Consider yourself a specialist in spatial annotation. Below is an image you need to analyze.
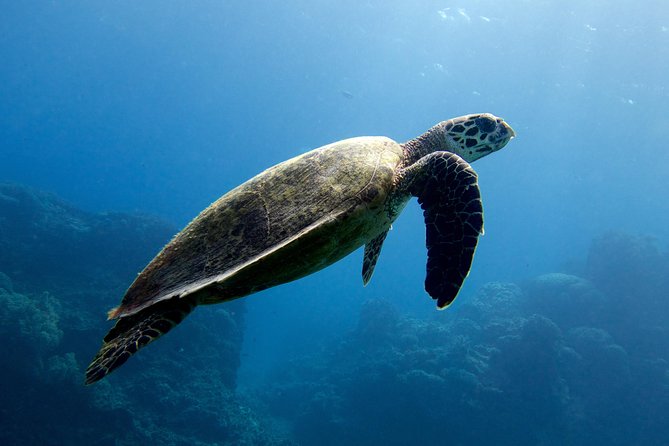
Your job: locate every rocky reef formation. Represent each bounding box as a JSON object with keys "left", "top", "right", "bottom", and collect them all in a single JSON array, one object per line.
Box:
[
  {"left": 0, "top": 183, "right": 173, "bottom": 294},
  {"left": 0, "top": 183, "right": 289, "bottom": 445},
  {"left": 3, "top": 182, "right": 667, "bottom": 445},
  {"left": 261, "top": 232, "right": 669, "bottom": 445}
]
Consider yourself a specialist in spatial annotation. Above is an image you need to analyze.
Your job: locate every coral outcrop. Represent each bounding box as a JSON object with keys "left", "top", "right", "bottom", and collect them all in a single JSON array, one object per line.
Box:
[
  {"left": 0, "top": 184, "right": 288, "bottom": 445},
  {"left": 261, "top": 234, "right": 669, "bottom": 445}
]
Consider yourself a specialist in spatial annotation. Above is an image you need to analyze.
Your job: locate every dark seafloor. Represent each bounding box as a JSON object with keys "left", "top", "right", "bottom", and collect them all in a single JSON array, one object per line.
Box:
[{"left": 0, "top": 185, "right": 667, "bottom": 445}]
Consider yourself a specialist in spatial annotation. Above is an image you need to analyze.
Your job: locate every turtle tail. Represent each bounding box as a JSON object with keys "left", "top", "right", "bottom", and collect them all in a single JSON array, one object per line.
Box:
[{"left": 85, "top": 297, "right": 196, "bottom": 385}]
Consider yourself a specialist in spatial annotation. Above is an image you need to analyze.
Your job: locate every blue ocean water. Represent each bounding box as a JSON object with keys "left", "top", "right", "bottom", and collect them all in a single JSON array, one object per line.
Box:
[{"left": 1, "top": 1, "right": 668, "bottom": 445}]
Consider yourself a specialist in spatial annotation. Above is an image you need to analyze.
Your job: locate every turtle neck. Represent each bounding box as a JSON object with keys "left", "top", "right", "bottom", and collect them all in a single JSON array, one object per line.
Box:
[{"left": 400, "top": 122, "right": 449, "bottom": 168}]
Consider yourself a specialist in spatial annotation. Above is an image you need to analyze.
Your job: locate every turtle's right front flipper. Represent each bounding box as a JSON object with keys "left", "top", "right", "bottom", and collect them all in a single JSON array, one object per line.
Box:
[
  {"left": 400, "top": 151, "right": 484, "bottom": 309},
  {"left": 85, "top": 296, "right": 196, "bottom": 385}
]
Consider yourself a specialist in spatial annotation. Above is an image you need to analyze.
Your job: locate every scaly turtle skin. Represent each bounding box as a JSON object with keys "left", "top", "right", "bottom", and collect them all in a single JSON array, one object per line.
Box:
[{"left": 86, "top": 113, "right": 515, "bottom": 384}]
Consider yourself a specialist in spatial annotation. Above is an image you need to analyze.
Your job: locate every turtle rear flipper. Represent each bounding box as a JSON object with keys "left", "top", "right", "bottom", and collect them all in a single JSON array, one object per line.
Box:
[{"left": 85, "top": 297, "right": 196, "bottom": 385}]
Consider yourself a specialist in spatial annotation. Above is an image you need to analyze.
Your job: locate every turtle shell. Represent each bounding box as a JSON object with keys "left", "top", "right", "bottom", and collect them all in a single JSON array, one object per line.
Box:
[{"left": 110, "top": 136, "right": 404, "bottom": 318}]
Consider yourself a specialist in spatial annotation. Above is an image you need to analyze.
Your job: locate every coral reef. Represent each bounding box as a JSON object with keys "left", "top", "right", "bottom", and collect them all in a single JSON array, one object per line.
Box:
[
  {"left": 261, "top": 234, "right": 669, "bottom": 445},
  {"left": 0, "top": 184, "right": 289, "bottom": 445},
  {"left": 0, "top": 183, "right": 175, "bottom": 299},
  {"left": 2, "top": 182, "right": 668, "bottom": 445},
  {"left": 524, "top": 273, "right": 605, "bottom": 329},
  {"left": 586, "top": 232, "right": 669, "bottom": 356}
]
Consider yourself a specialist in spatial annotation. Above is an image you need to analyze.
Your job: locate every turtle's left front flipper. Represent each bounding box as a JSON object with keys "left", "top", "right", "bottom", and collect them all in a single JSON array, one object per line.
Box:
[{"left": 400, "top": 152, "right": 484, "bottom": 309}]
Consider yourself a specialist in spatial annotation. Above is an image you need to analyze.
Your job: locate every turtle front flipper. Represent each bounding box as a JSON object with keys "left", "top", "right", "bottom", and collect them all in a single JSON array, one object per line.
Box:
[
  {"left": 362, "top": 229, "right": 389, "bottom": 285},
  {"left": 400, "top": 151, "right": 483, "bottom": 309},
  {"left": 85, "top": 297, "right": 196, "bottom": 384}
]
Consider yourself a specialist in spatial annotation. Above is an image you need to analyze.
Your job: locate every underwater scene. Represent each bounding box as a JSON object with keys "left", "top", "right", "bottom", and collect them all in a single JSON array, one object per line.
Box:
[{"left": 1, "top": 1, "right": 668, "bottom": 445}]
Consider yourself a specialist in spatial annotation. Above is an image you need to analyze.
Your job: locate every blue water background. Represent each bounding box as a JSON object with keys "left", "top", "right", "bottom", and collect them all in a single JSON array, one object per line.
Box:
[{"left": 1, "top": 1, "right": 668, "bottom": 442}]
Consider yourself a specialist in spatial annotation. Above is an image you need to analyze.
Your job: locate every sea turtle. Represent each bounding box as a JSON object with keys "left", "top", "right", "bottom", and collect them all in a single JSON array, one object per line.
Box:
[{"left": 86, "top": 113, "right": 515, "bottom": 384}]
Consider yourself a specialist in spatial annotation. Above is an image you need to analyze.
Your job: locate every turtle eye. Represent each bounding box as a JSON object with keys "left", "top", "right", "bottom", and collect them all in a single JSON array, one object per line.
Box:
[{"left": 474, "top": 117, "right": 496, "bottom": 133}]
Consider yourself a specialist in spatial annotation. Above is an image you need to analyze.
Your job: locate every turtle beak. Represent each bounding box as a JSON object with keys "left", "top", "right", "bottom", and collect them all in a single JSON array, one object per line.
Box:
[
  {"left": 500, "top": 119, "right": 516, "bottom": 139},
  {"left": 486, "top": 119, "right": 515, "bottom": 153}
]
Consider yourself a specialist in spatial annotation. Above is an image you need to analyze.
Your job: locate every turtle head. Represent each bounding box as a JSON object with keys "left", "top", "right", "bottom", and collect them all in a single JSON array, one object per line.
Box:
[{"left": 441, "top": 113, "right": 515, "bottom": 163}]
